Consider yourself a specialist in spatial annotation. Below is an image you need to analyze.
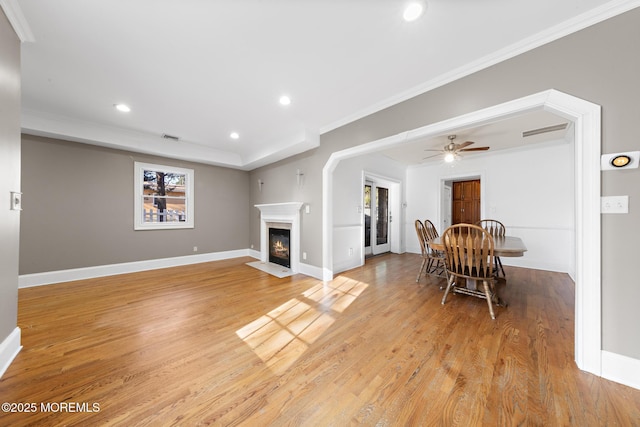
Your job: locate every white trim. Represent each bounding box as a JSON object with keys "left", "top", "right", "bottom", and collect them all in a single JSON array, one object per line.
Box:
[
  {"left": 21, "top": 112, "right": 320, "bottom": 172},
  {"left": 18, "top": 249, "right": 326, "bottom": 289},
  {"left": 437, "top": 171, "right": 486, "bottom": 235},
  {"left": 0, "top": 0, "right": 35, "bottom": 42},
  {"left": 0, "top": 327, "right": 22, "bottom": 379},
  {"left": 297, "top": 262, "right": 324, "bottom": 281},
  {"left": 362, "top": 171, "right": 402, "bottom": 256},
  {"left": 323, "top": 89, "right": 601, "bottom": 376},
  {"left": 602, "top": 350, "right": 640, "bottom": 390},
  {"left": 254, "top": 203, "right": 304, "bottom": 274},
  {"left": 134, "top": 161, "right": 194, "bottom": 230},
  {"left": 248, "top": 248, "right": 261, "bottom": 259},
  {"left": 19, "top": 249, "right": 251, "bottom": 288}
]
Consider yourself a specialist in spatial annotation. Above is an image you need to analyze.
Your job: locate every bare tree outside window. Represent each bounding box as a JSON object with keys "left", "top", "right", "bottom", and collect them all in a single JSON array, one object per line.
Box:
[
  {"left": 143, "top": 170, "right": 186, "bottom": 222},
  {"left": 134, "top": 162, "right": 194, "bottom": 230}
]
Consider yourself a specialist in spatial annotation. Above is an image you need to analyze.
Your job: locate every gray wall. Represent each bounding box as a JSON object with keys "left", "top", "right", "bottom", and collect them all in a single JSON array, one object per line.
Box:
[
  {"left": 249, "top": 149, "right": 321, "bottom": 262},
  {"left": 0, "top": 12, "right": 21, "bottom": 354},
  {"left": 20, "top": 135, "right": 251, "bottom": 274},
  {"left": 249, "top": 9, "right": 640, "bottom": 359}
]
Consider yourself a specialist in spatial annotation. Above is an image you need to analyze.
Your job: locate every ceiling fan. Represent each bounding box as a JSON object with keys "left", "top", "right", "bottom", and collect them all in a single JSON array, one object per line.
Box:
[{"left": 423, "top": 135, "right": 490, "bottom": 163}]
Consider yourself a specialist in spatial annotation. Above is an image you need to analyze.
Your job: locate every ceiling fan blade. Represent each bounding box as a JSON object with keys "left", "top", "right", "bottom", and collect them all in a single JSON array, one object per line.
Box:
[
  {"left": 422, "top": 153, "right": 443, "bottom": 160},
  {"left": 455, "top": 141, "right": 474, "bottom": 149},
  {"left": 423, "top": 148, "right": 444, "bottom": 152},
  {"left": 459, "top": 146, "right": 490, "bottom": 152}
]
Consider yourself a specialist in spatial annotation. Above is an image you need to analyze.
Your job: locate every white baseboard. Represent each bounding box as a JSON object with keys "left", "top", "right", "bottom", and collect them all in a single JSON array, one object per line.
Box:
[
  {"left": 18, "top": 249, "right": 326, "bottom": 287},
  {"left": 601, "top": 350, "right": 640, "bottom": 390},
  {"left": 0, "top": 327, "right": 22, "bottom": 379},
  {"left": 19, "top": 249, "right": 253, "bottom": 288},
  {"left": 332, "top": 258, "right": 361, "bottom": 275},
  {"left": 248, "top": 249, "right": 261, "bottom": 260},
  {"left": 298, "top": 262, "right": 324, "bottom": 280}
]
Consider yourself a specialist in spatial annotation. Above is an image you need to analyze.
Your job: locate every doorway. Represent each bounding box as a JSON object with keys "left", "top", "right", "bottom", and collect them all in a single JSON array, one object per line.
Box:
[
  {"left": 364, "top": 179, "right": 391, "bottom": 256},
  {"left": 441, "top": 176, "right": 482, "bottom": 232},
  {"left": 452, "top": 179, "right": 481, "bottom": 225}
]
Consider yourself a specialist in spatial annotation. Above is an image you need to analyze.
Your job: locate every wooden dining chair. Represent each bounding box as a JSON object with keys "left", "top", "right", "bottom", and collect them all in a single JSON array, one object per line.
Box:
[
  {"left": 477, "top": 219, "right": 506, "bottom": 277},
  {"left": 423, "top": 219, "right": 447, "bottom": 279},
  {"left": 414, "top": 220, "right": 430, "bottom": 282},
  {"left": 441, "top": 223, "right": 498, "bottom": 319},
  {"left": 414, "top": 220, "right": 447, "bottom": 282}
]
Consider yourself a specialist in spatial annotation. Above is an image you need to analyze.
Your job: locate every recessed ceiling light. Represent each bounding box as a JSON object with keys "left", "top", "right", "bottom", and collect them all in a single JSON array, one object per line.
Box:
[
  {"left": 114, "top": 103, "right": 131, "bottom": 113},
  {"left": 230, "top": 132, "right": 239, "bottom": 140},
  {"left": 279, "top": 95, "right": 291, "bottom": 106},
  {"left": 403, "top": 1, "right": 425, "bottom": 22}
]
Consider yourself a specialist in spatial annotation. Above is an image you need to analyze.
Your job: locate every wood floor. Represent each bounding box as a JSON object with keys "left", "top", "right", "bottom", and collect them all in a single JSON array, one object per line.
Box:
[{"left": 1, "top": 254, "right": 639, "bottom": 426}]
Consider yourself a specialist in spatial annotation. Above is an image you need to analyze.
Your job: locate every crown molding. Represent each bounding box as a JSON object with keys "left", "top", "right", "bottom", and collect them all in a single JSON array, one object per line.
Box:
[
  {"left": 21, "top": 108, "right": 318, "bottom": 171},
  {"left": 0, "top": 0, "right": 35, "bottom": 42},
  {"left": 320, "top": 0, "right": 640, "bottom": 135}
]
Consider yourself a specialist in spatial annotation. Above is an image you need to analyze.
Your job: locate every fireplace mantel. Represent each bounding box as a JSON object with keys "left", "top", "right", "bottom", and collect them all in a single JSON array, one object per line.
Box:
[
  {"left": 255, "top": 202, "right": 304, "bottom": 274},
  {"left": 255, "top": 202, "right": 304, "bottom": 217}
]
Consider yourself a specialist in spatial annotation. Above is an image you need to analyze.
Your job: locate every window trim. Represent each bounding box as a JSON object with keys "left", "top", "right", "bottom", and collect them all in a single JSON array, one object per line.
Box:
[{"left": 134, "top": 161, "right": 194, "bottom": 230}]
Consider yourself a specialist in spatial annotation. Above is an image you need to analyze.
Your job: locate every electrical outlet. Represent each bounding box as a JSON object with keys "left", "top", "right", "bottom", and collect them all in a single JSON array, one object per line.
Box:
[
  {"left": 302, "top": 252, "right": 307, "bottom": 260},
  {"left": 349, "top": 248, "right": 353, "bottom": 256},
  {"left": 601, "top": 196, "right": 628, "bottom": 214},
  {"left": 193, "top": 246, "right": 198, "bottom": 252}
]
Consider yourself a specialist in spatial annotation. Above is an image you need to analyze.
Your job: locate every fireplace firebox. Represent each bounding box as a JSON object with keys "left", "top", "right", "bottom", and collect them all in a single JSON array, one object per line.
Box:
[{"left": 269, "top": 228, "right": 291, "bottom": 268}]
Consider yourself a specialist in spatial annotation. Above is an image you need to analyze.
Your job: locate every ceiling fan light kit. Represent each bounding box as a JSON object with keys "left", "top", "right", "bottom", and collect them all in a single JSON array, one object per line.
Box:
[{"left": 423, "top": 134, "right": 490, "bottom": 163}]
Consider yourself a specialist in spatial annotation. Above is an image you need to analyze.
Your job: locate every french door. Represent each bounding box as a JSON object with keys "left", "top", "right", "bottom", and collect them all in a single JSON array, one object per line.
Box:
[{"left": 364, "top": 181, "right": 391, "bottom": 255}]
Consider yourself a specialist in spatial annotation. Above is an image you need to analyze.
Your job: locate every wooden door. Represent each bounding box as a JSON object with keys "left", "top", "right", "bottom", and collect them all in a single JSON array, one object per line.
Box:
[{"left": 452, "top": 179, "right": 480, "bottom": 225}]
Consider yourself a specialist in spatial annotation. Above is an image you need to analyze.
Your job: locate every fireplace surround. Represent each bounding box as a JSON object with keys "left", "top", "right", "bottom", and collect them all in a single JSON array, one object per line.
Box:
[{"left": 255, "top": 202, "right": 303, "bottom": 274}]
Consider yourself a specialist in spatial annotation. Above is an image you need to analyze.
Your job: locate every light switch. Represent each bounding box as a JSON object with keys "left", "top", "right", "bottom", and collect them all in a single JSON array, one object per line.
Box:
[{"left": 601, "top": 196, "right": 629, "bottom": 214}]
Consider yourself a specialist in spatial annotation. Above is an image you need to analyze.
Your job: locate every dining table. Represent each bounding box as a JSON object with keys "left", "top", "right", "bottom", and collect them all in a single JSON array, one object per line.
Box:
[
  {"left": 428, "top": 235, "right": 527, "bottom": 258},
  {"left": 428, "top": 234, "right": 527, "bottom": 306}
]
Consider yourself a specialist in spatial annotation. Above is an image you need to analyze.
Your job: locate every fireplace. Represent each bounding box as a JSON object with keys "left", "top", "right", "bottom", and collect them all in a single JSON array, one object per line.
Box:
[
  {"left": 254, "top": 202, "right": 303, "bottom": 274},
  {"left": 269, "top": 228, "right": 291, "bottom": 268}
]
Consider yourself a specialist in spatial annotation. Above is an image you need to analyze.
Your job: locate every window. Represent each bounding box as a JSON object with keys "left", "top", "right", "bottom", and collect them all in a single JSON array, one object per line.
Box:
[{"left": 134, "top": 162, "right": 194, "bottom": 230}]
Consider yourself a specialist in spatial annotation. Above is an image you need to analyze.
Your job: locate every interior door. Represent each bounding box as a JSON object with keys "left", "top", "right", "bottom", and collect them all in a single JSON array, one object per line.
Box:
[
  {"left": 364, "top": 181, "right": 391, "bottom": 255},
  {"left": 452, "top": 179, "right": 481, "bottom": 225}
]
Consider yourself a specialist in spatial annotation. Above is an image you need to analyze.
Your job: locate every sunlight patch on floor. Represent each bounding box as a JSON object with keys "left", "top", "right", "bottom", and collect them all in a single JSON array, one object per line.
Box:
[{"left": 236, "top": 276, "right": 369, "bottom": 374}]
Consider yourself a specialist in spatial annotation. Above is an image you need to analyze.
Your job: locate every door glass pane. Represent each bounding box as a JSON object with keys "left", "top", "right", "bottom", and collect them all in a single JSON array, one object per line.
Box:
[
  {"left": 376, "top": 187, "right": 388, "bottom": 245},
  {"left": 364, "top": 185, "right": 371, "bottom": 247}
]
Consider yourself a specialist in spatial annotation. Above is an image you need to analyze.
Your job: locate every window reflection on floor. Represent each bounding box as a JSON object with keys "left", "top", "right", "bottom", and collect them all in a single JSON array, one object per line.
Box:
[{"left": 235, "top": 276, "right": 368, "bottom": 374}]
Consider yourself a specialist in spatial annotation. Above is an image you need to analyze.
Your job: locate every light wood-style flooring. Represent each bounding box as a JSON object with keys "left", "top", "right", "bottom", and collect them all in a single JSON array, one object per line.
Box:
[{"left": 1, "top": 254, "right": 639, "bottom": 426}]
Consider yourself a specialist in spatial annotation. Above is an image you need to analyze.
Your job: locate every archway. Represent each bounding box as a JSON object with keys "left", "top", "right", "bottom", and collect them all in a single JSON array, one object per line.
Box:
[{"left": 322, "top": 89, "right": 601, "bottom": 376}]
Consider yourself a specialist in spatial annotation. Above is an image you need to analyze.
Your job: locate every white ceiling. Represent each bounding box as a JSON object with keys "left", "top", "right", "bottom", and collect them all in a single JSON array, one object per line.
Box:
[
  {"left": 6, "top": 0, "right": 637, "bottom": 170},
  {"left": 380, "top": 110, "right": 574, "bottom": 165}
]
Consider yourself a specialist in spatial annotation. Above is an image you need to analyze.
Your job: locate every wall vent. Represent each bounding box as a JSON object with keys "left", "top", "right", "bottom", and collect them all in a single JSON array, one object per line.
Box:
[{"left": 522, "top": 123, "right": 568, "bottom": 138}]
